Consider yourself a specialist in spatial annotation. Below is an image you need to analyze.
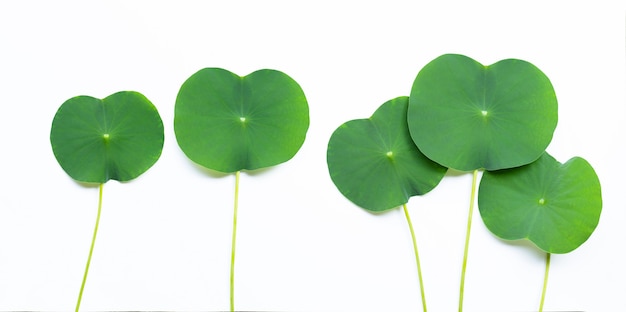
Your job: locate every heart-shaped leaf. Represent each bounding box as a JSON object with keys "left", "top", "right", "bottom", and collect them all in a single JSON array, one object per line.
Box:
[
  {"left": 408, "top": 54, "right": 558, "bottom": 171},
  {"left": 174, "top": 68, "right": 309, "bottom": 173},
  {"left": 478, "top": 153, "right": 602, "bottom": 254},
  {"left": 50, "top": 91, "right": 164, "bottom": 183},
  {"left": 327, "top": 96, "right": 447, "bottom": 212}
]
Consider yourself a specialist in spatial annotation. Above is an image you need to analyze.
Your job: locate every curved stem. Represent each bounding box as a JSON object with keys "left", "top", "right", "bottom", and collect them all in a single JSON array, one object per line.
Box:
[
  {"left": 459, "top": 169, "right": 479, "bottom": 312},
  {"left": 539, "top": 253, "right": 551, "bottom": 312},
  {"left": 403, "top": 204, "right": 427, "bottom": 312},
  {"left": 230, "top": 171, "right": 241, "bottom": 312},
  {"left": 75, "top": 183, "right": 104, "bottom": 312}
]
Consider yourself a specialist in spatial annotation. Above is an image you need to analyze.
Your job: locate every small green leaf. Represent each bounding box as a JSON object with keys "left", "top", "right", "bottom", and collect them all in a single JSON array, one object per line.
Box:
[
  {"left": 327, "top": 97, "right": 447, "bottom": 212},
  {"left": 478, "top": 153, "right": 602, "bottom": 254},
  {"left": 174, "top": 68, "right": 309, "bottom": 173},
  {"left": 50, "top": 91, "right": 164, "bottom": 183},
  {"left": 408, "top": 54, "right": 558, "bottom": 171}
]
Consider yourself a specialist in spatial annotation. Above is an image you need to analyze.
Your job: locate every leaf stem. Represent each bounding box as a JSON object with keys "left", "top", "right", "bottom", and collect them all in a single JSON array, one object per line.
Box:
[
  {"left": 230, "top": 171, "right": 241, "bottom": 312},
  {"left": 459, "top": 169, "right": 479, "bottom": 312},
  {"left": 539, "top": 253, "right": 551, "bottom": 312},
  {"left": 75, "top": 183, "right": 104, "bottom": 312},
  {"left": 403, "top": 204, "right": 427, "bottom": 312}
]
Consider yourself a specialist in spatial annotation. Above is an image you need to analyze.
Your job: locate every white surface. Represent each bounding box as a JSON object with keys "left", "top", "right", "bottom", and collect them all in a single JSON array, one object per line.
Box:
[{"left": 0, "top": 1, "right": 624, "bottom": 311}]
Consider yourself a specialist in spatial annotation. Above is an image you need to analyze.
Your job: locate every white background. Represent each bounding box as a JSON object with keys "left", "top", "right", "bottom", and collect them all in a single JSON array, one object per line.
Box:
[{"left": 1, "top": 1, "right": 624, "bottom": 311}]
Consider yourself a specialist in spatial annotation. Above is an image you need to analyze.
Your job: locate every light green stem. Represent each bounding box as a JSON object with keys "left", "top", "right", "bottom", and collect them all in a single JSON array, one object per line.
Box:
[
  {"left": 230, "top": 171, "right": 241, "bottom": 312},
  {"left": 459, "top": 169, "right": 479, "bottom": 312},
  {"left": 76, "top": 183, "right": 104, "bottom": 312},
  {"left": 539, "top": 253, "right": 551, "bottom": 312},
  {"left": 403, "top": 204, "right": 427, "bottom": 312}
]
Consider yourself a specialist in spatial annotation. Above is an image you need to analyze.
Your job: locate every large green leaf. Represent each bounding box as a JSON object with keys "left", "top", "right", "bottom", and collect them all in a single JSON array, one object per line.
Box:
[
  {"left": 408, "top": 54, "right": 558, "bottom": 171},
  {"left": 50, "top": 91, "right": 164, "bottom": 183},
  {"left": 174, "top": 68, "right": 309, "bottom": 173},
  {"left": 478, "top": 153, "right": 602, "bottom": 254},
  {"left": 327, "top": 97, "right": 447, "bottom": 212}
]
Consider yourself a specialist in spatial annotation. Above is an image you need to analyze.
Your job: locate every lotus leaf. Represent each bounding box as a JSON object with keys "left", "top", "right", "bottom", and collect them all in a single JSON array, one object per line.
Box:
[
  {"left": 408, "top": 54, "right": 558, "bottom": 171},
  {"left": 174, "top": 68, "right": 309, "bottom": 173},
  {"left": 50, "top": 91, "right": 164, "bottom": 183},
  {"left": 478, "top": 153, "right": 602, "bottom": 253},
  {"left": 327, "top": 96, "right": 447, "bottom": 212}
]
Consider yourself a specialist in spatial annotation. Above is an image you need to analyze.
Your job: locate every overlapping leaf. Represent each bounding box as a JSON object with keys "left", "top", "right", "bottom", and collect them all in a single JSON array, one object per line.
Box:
[
  {"left": 408, "top": 54, "right": 558, "bottom": 171},
  {"left": 478, "top": 153, "right": 602, "bottom": 253},
  {"left": 327, "top": 97, "right": 447, "bottom": 212}
]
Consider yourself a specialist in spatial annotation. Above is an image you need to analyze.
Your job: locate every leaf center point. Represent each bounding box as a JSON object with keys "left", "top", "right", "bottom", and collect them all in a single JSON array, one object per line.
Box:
[
  {"left": 481, "top": 110, "right": 488, "bottom": 117},
  {"left": 539, "top": 198, "right": 546, "bottom": 205},
  {"left": 386, "top": 151, "right": 394, "bottom": 159},
  {"left": 239, "top": 117, "right": 246, "bottom": 123}
]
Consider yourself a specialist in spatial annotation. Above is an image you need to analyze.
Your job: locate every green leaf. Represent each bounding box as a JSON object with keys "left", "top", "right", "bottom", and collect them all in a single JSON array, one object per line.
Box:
[
  {"left": 408, "top": 54, "right": 558, "bottom": 171},
  {"left": 327, "top": 97, "right": 447, "bottom": 212},
  {"left": 174, "top": 68, "right": 309, "bottom": 173},
  {"left": 50, "top": 91, "right": 164, "bottom": 183},
  {"left": 478, "top": 153, "right": 602, "bottom": 254}
]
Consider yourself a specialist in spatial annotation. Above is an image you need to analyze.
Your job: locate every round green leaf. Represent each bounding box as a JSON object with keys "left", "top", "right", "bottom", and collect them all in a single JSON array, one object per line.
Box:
[
  {"left": 408, "top": 54, "right": 558, "bottom": 171},
  {"left": 327, "top": 97, "right": 447, "bottom": 212},
  {"left": 50, "top": 91, "right": 164, "bottom": 183},
  {"left": 478, "top": 153, "right": 602, "bottom": 254},
  {"left": 174, "top": 68, "right": 309, "bottom": 173}
]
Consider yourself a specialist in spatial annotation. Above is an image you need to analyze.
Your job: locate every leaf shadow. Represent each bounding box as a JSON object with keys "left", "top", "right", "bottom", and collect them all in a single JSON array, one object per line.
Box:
[
  {"left": 363, "top": 208, "right": 392, "bottom": 216},
  {"left": 74, "top": 180, "right": 101, "bottom": 189},
  {"left": 188, "top": 161, "right": 231, "bottom": 179},
  {"left": 186, "top": 160, "right": 278, "bottom": 179},
  {"left": 445, "top": 168, "right": 469, "bottom": 177},
  {"left": 498, "top": 237, "right": 547, "bottom": 261},
  {"left": 243, "top": 165, "right": 277, "bottom": 177}
]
